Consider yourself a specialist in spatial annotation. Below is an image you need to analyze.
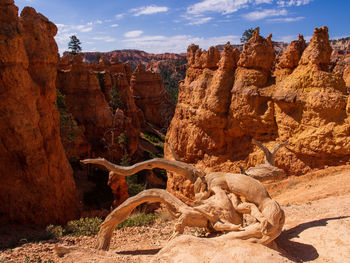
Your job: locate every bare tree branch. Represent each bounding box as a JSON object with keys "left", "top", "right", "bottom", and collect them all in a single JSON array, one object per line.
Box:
[
  {"left": 169, "top": 145, "right": 182, "bottom": 161},
  {"left": 252, "top": 139, "right": 273, "bottom": 165},
  {"left": 81, "top": 157, "right": 206, "bottom": 183},
  {"left": 271, "top": 140, "right": 288, "bottom": 155},
  {"left": 252, "top": 139, "right": 288, "bottom": 165}
]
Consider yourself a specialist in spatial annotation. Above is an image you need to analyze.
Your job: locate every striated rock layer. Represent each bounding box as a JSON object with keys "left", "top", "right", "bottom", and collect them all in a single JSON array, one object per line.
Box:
[
  {"left": 131, "top": 64, "right": 175, "bottom": 128},
  {"left": 165, "top": 26, "right": 350, "bottom": 202},
  {"left": 56, "top": 56, "right": 136, "bottom": 208},
  {"left": 0, "top": 1, "right": 80, "bottom": 224},
  {"left": 57, "top": 55, "right": 175, "bottom": 207},
  {"left": 275, "top": 34, "right": 306, "bottom": 83},
  {"left": 343, "top": 65, "right": 350, "bottom": 87}
]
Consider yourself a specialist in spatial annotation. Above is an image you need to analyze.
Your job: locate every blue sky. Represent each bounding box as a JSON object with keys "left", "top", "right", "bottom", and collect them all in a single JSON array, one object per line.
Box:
[{"left": 15, "top": 0, "right": 350, "bottom": 54}]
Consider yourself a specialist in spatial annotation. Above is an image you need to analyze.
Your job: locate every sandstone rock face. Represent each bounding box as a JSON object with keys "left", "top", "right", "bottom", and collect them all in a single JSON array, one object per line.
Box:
[
  {"left": 343, "top": 65, "right": 350, "bottom": 87},
  {"left": 165, "top": 42, "right": 240, "bottom": 202},
  {"left": 273, "top": 26, "right": 349, "bottom": 174},
  {"left": 56, "top": 57, "right": 133, "bottom": 207},
  {"left": 165, "top": 26, "right": 350, "bottom": 202},
  {"left": 131, "top": 64, "right": 175, "bottom": 128},
  {"left": 299, "top": 26, "right": 332, "bottom": 71},
  {"left": 275, "top": 34, "right": 306, "bottom": 82},
  {"left": 58, "top": 49, "right": 177, "bottom": 207},
  {"left": 96, "top": 58, "right": 141, "bottom": 157},
  {"left": 0, "top": 1, "right": 80, "bottom": 224},
  {"left": 57, "top": 57, "right": 116, "bottom": 157}
]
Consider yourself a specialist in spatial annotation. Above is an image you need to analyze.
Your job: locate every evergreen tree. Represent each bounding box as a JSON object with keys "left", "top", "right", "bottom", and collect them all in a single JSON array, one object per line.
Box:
[
  {"left": 68, "top": 35, "right": 82, "bottom": 55},
  {"left": 240, "top": 27, "right": 258, "bottom": 43}
]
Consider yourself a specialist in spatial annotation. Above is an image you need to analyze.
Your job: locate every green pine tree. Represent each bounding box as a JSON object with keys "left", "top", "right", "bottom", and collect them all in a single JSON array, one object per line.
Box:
[
  {"left": 68, "top": 35, "right": 82, "bottom": 55},
  {"left": 240, "top": 27, "right": 258, "bottom": 43}
]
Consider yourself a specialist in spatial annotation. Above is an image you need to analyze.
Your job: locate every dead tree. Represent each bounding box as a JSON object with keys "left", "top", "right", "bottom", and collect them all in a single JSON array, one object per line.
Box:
[
  {"left": 81, "top": 157, "right": 285, "bottom": 250},
  {"left": 244, "top": 140, "right": 288, "bottom": 181}
]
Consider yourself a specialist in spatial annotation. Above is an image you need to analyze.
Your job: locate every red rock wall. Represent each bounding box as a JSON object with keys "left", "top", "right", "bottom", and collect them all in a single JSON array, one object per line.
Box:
[
  {"left": 131, "top": 64, "right": 175, "bottom": 128},
  {"left": 56, "top": 56, "right": 135, "bottom": 166},
  {"left": 343, "top": 65, "right": 350, "bottom": 87},
  {"left": 56, "top": 57, "right": 143, "bottom": 207},
  {"left": 0, "top": 1, "right": 80, "bottom": 224},
  {"left": 165, "top": 26, "right": 350, "bottom": 202}
]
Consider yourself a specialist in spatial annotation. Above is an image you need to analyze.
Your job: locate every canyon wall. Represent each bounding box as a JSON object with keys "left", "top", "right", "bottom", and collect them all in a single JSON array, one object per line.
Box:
[
  {"left": 57, "top": 55, "right": 174, "bottom": 162},
  {"left": 57, "top": 54, "right": 174, "bottom": 207},
  {"left": 131, "top": 64, "right": 175, "bottom": 128},
  {"left": 0, "top": 1, "right": 80, "bottom": 224},
  {"left": 165, "top": 27, "right": 350, "bottom": 202}
]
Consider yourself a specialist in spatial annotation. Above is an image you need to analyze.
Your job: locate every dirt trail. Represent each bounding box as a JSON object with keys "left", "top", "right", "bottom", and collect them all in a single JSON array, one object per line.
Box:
[{"left": 1, "top": 166, "right": 349, "bottom": 262}]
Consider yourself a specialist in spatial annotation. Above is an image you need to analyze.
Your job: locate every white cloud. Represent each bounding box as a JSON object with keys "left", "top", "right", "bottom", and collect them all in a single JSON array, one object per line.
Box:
[
  {"left": 276, "top": 34, "right": 311, "bottom": 43},
  {"left": 124, "top": 30, "right": 143, "bottom": 38},
  {"left": 130, "top": 5, "right": 169, "bottom": 16},
  {"left": 255, "top": 0, "right": 273, "bottom": 3},
  {"left": 243, "top": 8, "right": 287, "bottom": 20},
  {"left": 186, "top": 0, "right": 273, "bottom": 15},
  {"left": 55, "top": 32, "right": 77, "bottom": 45},
  {"left": 55, "top": 23, "right": 92, "bottom": 48},
  {"left": 276, "top": 35, "right": 297, "bottom": 42},
  {"left": 57, "top": 23, "right": 93, "bottom": 33},
  {"left": 115, "top": 14, "right": 125, "bottom": 20},
  {"left": 86, "top": 20, "right": 104, "bottom": 26},
  {"left": 92, "top": 36, "right": 116, "bottom": 42},
  {"left": 122, "top": 34, "right": 240, "bottom": 53},
  {"left": 78, "top": 26, "right": 93, "bottom": 32},
  {"left": 267, "top": 16, "right": 304, "bottom": 22},
  {"left": 188, "top": 16, "right": 213, "bottom": 25},
  {"left": 277, "top": 0, "right": 313, "bottom": 7},
  {"left": 111, "top": 24, "right": 119, "bottom": 27},
  {"left": 187, "top": 0, "right": 250, "bottom": 15}
]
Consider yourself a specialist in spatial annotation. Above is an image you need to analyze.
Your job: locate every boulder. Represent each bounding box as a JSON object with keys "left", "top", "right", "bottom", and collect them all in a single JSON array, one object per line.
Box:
[{"left": 153, "top": 235, "right": 293, "bottom": 263}]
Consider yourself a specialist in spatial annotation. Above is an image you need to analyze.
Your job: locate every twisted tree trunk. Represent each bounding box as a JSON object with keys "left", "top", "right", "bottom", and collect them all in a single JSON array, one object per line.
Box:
[{"left": 81, "top": 157, "right": 205, "bottom": 184}]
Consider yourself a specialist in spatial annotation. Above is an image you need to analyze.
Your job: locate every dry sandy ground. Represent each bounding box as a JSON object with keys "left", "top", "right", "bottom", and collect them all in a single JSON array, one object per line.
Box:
[{"left": 1, "top": 166, "right": 349, "bottom": 262}]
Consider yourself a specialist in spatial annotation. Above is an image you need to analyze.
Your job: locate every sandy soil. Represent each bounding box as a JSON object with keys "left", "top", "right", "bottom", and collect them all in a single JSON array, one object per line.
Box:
[{"left": 1, "top": 166, "right": 349, "bottom": 262}]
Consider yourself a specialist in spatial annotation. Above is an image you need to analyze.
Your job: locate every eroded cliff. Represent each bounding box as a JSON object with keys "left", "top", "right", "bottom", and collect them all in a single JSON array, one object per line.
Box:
[
  {"left": 165, "top": 26, "right": 350, "bottom": 202},
  {"left": 0, "top": 1, "right": 80, "bottom": 224},
  {"left": 57, "top": 54, "right": 173, "bottom": 207}
]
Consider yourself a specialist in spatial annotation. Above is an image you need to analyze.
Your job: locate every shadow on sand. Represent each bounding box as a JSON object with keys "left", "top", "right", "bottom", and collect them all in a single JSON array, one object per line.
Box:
[
  {"left": 276, "top": 216, "right": 349, "bottom": 262},
  {"left": 116, "top": 248, "right": 161, "bottom": 255}
]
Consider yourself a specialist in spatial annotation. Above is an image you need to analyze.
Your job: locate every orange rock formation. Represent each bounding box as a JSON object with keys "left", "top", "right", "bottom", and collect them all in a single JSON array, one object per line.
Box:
[
  {"left": 131, "top": 64, "right": 175, "bottom": 128},
  {"left": 275, "top": 34, "right": 306, "bottom": 82},
  {"left": 165, "top": 26, "right": 350, "bottom": 202},
  {"left": 0, "top": 1, "right": 80, "bottom": 224},
  {"left": 57, "top": 55, "right": 175, "bottom": 206},
  {"left": 343, "top": 65, "right": 350, "bottom": 87},
  {"left": 56, "top": 55, "right": 140, "bottom": 162}
]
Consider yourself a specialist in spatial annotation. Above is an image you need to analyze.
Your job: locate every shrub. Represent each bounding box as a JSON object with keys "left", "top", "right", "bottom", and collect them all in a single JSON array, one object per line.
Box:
[
  {"left": 65, "top": 217, "right": 102, "bottom": 236},
  {"left": 46, "top": 217, "right": 103, "bottom": 238},
  {"left": 128, "top": 183, "right": 144, "bottom": 196},
  {"left": 118, "top": 131, "right": 128, "bottom": 149},
  {"left": 116, "top": 213, "right": 159, "bottom": 229},
  {"left": 56, "top": 89, "right": 78, "bottom": 142},
  {"left": 159, "top": 59, "right": 187, "bottom": 105},
  {"left": 110, "top": 85, "right": 124, "bottom": 110}
]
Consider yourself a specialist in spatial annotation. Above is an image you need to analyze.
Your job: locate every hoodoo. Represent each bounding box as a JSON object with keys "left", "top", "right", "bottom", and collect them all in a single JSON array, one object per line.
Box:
[{"left": 0, "top": 1, "right": 80, "bottom": 224}]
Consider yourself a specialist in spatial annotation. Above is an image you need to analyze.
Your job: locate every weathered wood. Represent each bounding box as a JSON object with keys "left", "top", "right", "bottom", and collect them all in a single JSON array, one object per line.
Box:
[{"left": 81, "top": 157, "right": 206, "bottom": 183}]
